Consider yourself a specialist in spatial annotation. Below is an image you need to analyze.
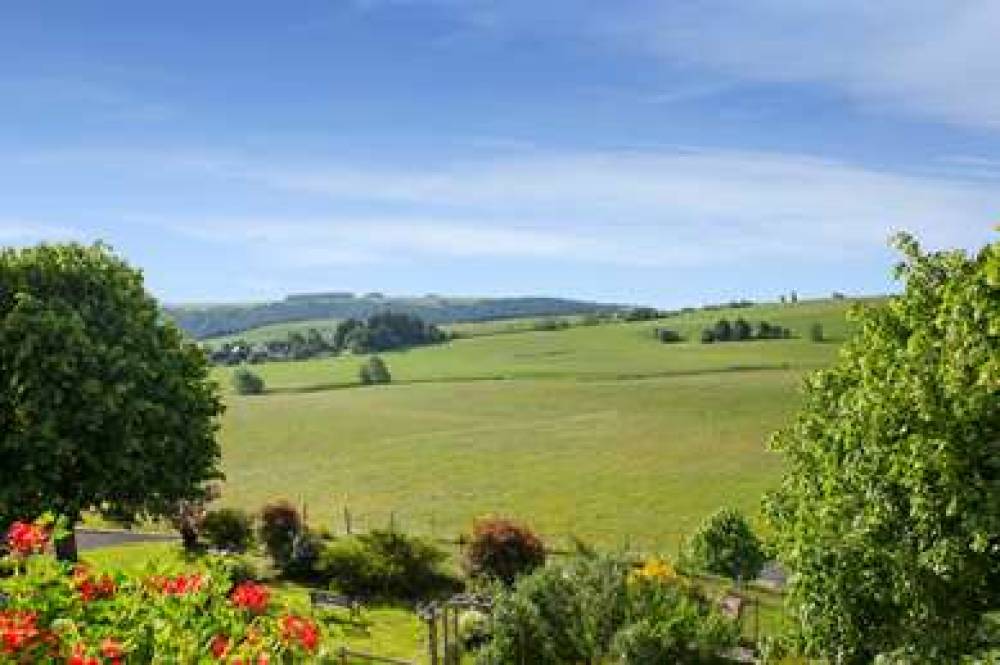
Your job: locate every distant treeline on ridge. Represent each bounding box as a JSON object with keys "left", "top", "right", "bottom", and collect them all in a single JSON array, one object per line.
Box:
[{"left": 167, "top": 293, "right": 626, "bottom": 340}]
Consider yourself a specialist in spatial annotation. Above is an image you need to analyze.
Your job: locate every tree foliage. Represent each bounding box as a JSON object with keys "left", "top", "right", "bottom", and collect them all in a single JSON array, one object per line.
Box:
[
  {"left": 682, "top": 508, "right": 767, "bottom": 581},
  {"left": 765, "top": 233, "right": 1000, "bottom": 661},
  {"left": 359, "top": 355, "right": 391, "bottom": 385},
  {"left": 0, "top": 243, "right": 224, "bottom": 537},
  {"left": 232, "top": 367, "right": 265, "bottom": 395}
]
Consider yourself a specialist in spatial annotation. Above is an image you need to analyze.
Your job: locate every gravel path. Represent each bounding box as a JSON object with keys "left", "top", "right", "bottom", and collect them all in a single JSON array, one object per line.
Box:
[{"left": 76, "top": 528, "right": 178, "bottom": 551}]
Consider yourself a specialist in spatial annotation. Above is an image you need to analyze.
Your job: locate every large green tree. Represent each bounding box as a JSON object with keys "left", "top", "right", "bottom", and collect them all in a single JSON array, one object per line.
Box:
[
  {"left": 0, "top": 243, "right": 224, "bottom": 558},
  {"left": 766, "top": 233, "right": 999, "bottom": 661}
]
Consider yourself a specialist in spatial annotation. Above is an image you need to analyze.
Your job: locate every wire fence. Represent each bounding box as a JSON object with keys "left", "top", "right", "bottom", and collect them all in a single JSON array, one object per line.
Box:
[{"left": 323, "top": 504, "right": 694, "bottom": 560}]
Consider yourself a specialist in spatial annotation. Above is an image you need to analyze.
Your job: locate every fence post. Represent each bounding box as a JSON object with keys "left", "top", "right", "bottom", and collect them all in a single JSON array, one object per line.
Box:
[
  {"left": 753, "top": 596, "right": 760, "bottom": 645},
  {"left": 427, "top": 611, "right": 439, "bottom": 665},
  {"left": 442, "top": 607, "right": 450, "bottom": 664},
  {"left": 451, "top": 606, "right": 460, "bottom": 665}
]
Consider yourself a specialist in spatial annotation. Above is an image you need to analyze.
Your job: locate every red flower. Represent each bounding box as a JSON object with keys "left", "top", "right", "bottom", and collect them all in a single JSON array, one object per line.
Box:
[
  {"left": 280, "top": 614, "right": 319, "bottom": 652},
  {"left": 210, "top": 634, "right": 230, "bottom": 660},
  {"left": 150, "top": 572, "right": 205, "bottom": 595},
  {"left": 76, "top": 572, "right": 116, "bottom": 602},
  {"left": 0, "top": 610, "right": 40, "bottom": 655},
  {"left": 5, "top": 521, "right": 48, "bottom": 556},
  {"left": 67, "top": 643, "right": 100, "bottom": 665},
  {"left": 229, "top": 582, "right": 269, "bottom": 614},
  {"left": 100, "top": 637, "right": 125, "bottom": 660}
]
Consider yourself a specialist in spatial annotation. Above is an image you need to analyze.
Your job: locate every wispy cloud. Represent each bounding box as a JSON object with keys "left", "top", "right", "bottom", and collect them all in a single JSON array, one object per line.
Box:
[
  {"left": 615, "top": 1, "right": 1000, "bottom": 130},
  {"left": 108, "top": 145, "right": 997, "bottom": 269},
  {"left": 363, "top": 1, "right": 1000, "bottom": 130}
]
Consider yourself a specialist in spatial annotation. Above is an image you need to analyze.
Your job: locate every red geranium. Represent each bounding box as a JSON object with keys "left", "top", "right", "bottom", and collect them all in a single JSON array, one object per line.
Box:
[
  {"left": 229, "top": 582, "right": 269, "bottom": 614},
  {"left": 280, "top": 614, "right": 319, "bottom": 652},
  {"left": 67, "top": 643, "right": 100, "bottom": 665},
  {"left": 100, "top": 637, "right": 125, "bottom": 663},
  {"left": 0, "top": 610, "right": 40, "bottom": 655},
  {"left": 210, "top": 634, "right": 230, "bottom": 660},
  {"left": 150, "top": 572, "right": 205, "bottom": 595},
  {"left": 74, "top": 567, "right": 116, "bottom": 603},
  {"left": 5, "top": 521, "right": 49, "bottom": 556}
]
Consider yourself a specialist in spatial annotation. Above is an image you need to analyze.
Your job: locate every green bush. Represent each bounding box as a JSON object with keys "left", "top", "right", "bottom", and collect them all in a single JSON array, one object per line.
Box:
[
  {"left": 656, "top": 328, "right": 682, "bottom": 343},
  {"left": 809, "top": 322, "right": 824, "bottom": 342},
  {"left": 216, "top": 553, "right": 262, "bottom": 584},
  {"left": 232, "top": 367, "right": 265, "bottom": 395},
  {"left": 682, "top": 508, "right": 766, "bottom": 581},
  {"left": 479, "top": 552, "right": 736, "bottom": 664},
  {"left": 284, "top": 528, "right": 326, "bottom": 581},
  {"left": 465, "top": 517, "right": 545, "bottom": 585},
  {"left": 316, "top": 529, "right": 457, "bottom": 599},
  {"left": 259, "top": 500, "right": 302, "bottom": 568},
  {"left": 200, "top": 508, "right": 255, "bottom": 552},
  {"left": 359, "top": 356, "right": 391, "bottom": 385}
]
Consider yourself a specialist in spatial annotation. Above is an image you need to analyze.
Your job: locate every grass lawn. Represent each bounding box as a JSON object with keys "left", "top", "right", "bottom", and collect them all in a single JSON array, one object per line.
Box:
[
  {"left": 210, "top": 299, "right": 867, "bottom": 550},
  {"left": 82, "top": 542, "right": 427, "bottom": 661}
]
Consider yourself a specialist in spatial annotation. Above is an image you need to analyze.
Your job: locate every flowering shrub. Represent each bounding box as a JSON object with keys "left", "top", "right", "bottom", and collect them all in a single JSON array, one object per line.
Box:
[
  {"left": 629, "top": 558, "right": 677, "bottom": 585},
  {"left": 0, "top": 519, "right": 327, "bottom": 663},
  {"left": 480, "top": 552, "right": 737, "bottom": 664},
  {"left": 6, "top": 521, "right": 50, "bottom": 557},
  {"left": 464, "top": 517, "right": 546, "bottom": 585},
  {"left": 230, "top": 581, "right": 271, "bottom": 614}
]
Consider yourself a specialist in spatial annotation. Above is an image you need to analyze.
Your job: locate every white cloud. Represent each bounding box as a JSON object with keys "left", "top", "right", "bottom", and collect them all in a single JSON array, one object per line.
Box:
[
  {"left": 365, "top": 0, "right": 1000, "bottom": 130},
  {"left": 601, "top": 1, "right": 1000, "bottom": 130},
  {"left": 153, "top": 146, "right": 996, "bottom": 268}
]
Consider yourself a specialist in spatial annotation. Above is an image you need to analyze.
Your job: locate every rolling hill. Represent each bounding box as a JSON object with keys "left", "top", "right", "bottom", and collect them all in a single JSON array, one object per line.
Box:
[
  {"left": 166, "top": 292, "right": 626, "bottom": 340},
  {"left": 209, "top": 297, "right": 876, "bottom": 550}
]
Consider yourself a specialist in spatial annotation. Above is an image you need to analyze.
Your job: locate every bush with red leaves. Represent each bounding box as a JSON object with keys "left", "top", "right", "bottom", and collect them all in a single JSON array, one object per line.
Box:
[{"left": 465, "top": 517, "right": 546, "bottom": 585}]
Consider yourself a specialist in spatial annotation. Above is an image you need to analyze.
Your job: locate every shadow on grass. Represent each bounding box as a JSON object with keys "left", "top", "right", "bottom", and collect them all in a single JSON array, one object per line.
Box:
[{"left": 263, "top": 363, "right": 799, "bottom": 397}]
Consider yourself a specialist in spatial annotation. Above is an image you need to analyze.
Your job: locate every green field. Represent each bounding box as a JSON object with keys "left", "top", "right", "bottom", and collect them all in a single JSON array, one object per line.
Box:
[
  {"left": 211, "top": 298, "right": 871, "bottom": 550},
  {"left": 202, "top": 317, "right": 342, "bottom": 346}
]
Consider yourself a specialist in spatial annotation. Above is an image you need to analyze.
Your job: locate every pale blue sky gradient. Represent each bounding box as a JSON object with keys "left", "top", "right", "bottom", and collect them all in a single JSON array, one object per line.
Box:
[{"left": 1, "top": 1, "right": 997, "bottom": 306}]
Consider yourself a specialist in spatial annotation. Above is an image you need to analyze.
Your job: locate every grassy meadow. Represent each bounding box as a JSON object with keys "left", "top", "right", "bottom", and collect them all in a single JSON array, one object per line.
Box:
[{"left": 210, "top": 298, "right": 873, "bottom": 551}]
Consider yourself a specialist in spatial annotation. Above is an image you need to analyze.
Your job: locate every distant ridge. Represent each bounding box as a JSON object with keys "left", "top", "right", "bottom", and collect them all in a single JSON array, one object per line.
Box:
[{"left": 165, "top": 293, "right": 627, "bottom": 340}]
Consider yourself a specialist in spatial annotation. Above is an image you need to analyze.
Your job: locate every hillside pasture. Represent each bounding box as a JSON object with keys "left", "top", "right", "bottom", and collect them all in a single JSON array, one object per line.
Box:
[{"left": 211, "top": 299, "right": 868, "bottom": 550}]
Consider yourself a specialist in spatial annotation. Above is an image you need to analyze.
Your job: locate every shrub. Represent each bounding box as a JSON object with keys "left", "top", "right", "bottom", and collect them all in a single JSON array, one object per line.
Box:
[
  {"left": 217, "top": 554, "right": 262, "bottom": 584},
  {"left": 283, "top": 528, "right": 325, "bottom": 581},
  {"left": 479, "top": 552, "right": 736, "bottom": 664},
  {"left": 682, "top": 508, "right": 766, "bottom": 581},
  {"left": 656, "top": 328, "right": 682, "bottom": 343},
  {"left": 712, "top": 319, "right": 733, "bottom": 342},
  {"left": 733, "top": 317, "right": 752, "bottom": 341},
  {"left": 232, "top": 367, "right": 265, "bottom": 395},
  {"left": 465, "top": 517, "right": 546, "bottom": 585},
  {"left": 200, "top": 508, "right": 255, "bottom": 553},
  {"left": 316, "top": 529, "right": 457, "bottom": 599},
  {"left": 809, "top": 322, "right": 824, "bottom": 342},
  {"left": 359, "top": 356, "right": 391, "bottom": 385},
  {"left": 700, "top": 328, "right": 716, "bottom": 344},
  {"left": 259, "top": 500, "right": 303, "bottom": 568}
]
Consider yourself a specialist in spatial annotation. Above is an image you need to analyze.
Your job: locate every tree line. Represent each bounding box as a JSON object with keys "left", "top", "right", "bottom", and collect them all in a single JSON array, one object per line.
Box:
[
  {"left": 207, "top": 312, "right": 448, "bottom": 365},
  {"left": 701, "top": 317, "right": 792, "bottom": 343}
]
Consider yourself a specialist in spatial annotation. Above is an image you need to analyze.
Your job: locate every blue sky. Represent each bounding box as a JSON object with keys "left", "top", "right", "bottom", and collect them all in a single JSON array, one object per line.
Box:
[{"left": 1, "top": 1, "right": 998, "bottom": 306}]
